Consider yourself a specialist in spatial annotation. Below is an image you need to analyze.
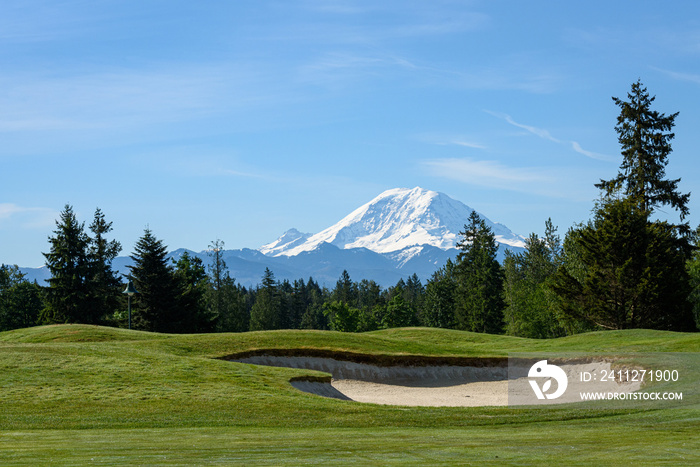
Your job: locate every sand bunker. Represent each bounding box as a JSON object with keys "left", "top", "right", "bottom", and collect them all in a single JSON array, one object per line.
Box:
[{"left": 230, "top": 352, "right": 641, "bottom": 407}]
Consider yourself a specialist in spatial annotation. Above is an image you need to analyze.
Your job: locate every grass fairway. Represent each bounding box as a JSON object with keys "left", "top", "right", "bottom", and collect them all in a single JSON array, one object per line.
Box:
[{"left": 0, "top": 325, "right": 698, "bottom": 465}]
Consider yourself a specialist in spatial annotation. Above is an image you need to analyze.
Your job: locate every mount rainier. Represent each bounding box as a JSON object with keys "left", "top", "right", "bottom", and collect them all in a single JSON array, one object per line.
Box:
[
  {"left": 250, "top": 187, "right": 525, "bottom": 285},
  {"left": 261, "top": 187, "right": 524, "bottom": 259},
  {"left": 21, "top": 187, "right": 526, "bottom": 288}
]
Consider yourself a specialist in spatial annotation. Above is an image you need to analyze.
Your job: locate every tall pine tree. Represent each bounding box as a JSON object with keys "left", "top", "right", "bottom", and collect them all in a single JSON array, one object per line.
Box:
[
  {"left": 554, "top": 81, "right": 695, "bottom": 331},
  {"left": 129, "top": 228, "right": 179, "bottom": 332},
  {"left": 249, "top": 268, "right": 282, "bottom": 330},
  {"left": 596, "top": 79, "right": 690, "bottom": 222},
  {"left": 173, "top": 252, "right": 212, "bottom": 333},
  {"left": 207, "top": 239, "right": 247, "bottom": 332},
  {"left": 332, "top": 270, "right": 357, "bottom": 306},
  {"left": 85, "top": 208, "right": 122, "bottom": 323},
  {"left": 454, "top": 211, "right": 505, "bottom": 334},
  {"left": 42, "top": 205, "right": 123, "bottom": 324},
  {"left": 42, "top": 205, "right": 91, "bottom": 323}
]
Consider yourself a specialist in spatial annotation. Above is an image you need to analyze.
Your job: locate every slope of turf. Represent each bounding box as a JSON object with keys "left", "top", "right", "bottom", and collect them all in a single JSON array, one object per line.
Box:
[{"left": 0, "top": 324, "right": 697, "bottom": 464}]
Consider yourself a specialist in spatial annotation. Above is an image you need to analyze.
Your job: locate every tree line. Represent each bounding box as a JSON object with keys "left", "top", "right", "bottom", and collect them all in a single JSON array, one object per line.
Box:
[{"left": 1, "top": 80, "right": 699, "bottom": 335}]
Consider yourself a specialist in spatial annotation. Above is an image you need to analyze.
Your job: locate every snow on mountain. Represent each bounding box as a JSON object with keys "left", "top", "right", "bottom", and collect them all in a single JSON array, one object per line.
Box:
[
  {"left": 21, "top": 187, "right": 527, "bottom": 288},
  {"left": 261, "top": 187, "right": 526, "bottom": 258},
  {"left": 259, "top": 228, "right": 312, "bottom": 256}
]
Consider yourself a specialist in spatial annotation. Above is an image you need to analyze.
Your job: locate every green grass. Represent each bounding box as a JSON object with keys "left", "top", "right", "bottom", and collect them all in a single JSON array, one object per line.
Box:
[{"left": 0, "top": 324, "right": 698, "bottom": 465}]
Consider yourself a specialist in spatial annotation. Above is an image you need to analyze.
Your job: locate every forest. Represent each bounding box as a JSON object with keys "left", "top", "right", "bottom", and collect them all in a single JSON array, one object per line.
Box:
[{"left": 1, "top": 81, "right": 699, "bottom": 336}]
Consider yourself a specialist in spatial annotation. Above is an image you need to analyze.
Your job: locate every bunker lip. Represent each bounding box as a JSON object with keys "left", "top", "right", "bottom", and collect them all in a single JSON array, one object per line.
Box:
[{"left": 220, "top": 348, "right": 508, "bottom": 368}]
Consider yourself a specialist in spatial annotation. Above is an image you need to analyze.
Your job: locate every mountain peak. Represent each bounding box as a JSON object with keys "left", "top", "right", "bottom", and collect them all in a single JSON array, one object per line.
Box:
[
  {"left": 261, "top": 187, "right": 525, "bottom": 257},
  {"left": 259, "top": 228, "right": 311, "bottom": 256}
]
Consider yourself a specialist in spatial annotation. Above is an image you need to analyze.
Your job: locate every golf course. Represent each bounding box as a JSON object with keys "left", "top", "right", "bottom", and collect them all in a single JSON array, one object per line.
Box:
[{"left": 0, "top": 324, "right": 698, "bottom": 465}]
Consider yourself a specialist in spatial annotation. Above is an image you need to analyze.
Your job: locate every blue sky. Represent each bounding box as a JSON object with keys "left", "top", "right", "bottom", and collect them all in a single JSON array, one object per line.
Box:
[{"left": 3, "top": 0, "right": 700, "bottom": 268}]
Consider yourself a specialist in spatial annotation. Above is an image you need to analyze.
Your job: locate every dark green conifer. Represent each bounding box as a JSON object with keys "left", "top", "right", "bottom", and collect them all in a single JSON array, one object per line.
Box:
[
  {"left": 553, "top": 199, "right": 694, "bottom": 330},
  {"left": 454, "top": 211, "right": 505, "bottom": 334},
  {"left": 422, "top": 259, "right": 457, "bottom": 329},
  {"left": 86, "top": 208, "right": 122, "bottom": 323},
  {"left": 554, "top": 81, "right": 695, "bottom": 331},
  {"left": 249, "top": 268, "right": 282, "bottom": 330},
  {"left": 173, "top": 252, "right": 211, "bottom": 333},
  {"left": 129, "top": 228, "right": 179, "bottom": 332},
  {"left": 42, "top": 205, "right": 91, "bottom": 323},
  {"left": 0, "top": 265, "right": 43, "bottom": 331},
  {"left": 596, "top": 80, "right": 689, "bottom": 222}
]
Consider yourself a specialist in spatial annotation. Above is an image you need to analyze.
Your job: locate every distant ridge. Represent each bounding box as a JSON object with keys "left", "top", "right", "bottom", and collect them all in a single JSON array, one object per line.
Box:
[{"left": 20, "top": 187, "right": 526, "bottom": 288}]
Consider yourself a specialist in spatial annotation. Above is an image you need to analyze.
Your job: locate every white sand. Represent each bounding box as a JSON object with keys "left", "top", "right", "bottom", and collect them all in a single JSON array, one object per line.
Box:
[{"left": 331, "top": 379, "right": 509, "bottom": 407}]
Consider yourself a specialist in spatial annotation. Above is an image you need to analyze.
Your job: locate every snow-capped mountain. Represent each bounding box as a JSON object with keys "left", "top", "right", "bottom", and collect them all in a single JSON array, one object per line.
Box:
[
  {"left": 20, "top": 187, "right": 527, "bottom": 288},
  {"left": 261, "top": 187, "right": 525, "bottom": 259}
]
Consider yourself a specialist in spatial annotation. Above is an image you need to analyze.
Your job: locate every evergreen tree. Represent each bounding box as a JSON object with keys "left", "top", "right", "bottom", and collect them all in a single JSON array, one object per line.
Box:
[
  {"left": 216, "top": 276, "right": 248, "bottom": 332},
  {"left": 250, "top": 268, "right": 282, "bottom": 330},
  {"left": 41, "top": 205, "right": 91, "bottom": 323},
  {"left": 42, "top": 205, "right": 123, "bottom": 324},
  {"left": 357, "top": 279, "right": 382, "bottom": 311},
  {"left": 129, "top": 228, "right": 179, "bottom": 332},
  {"left": 405, "top": 274, "right": 425, "bottom": 303},
  {"left": 385, "top": 278, "right": 406, "bottom": 302},
  {"left": 0, "top": 265, "right": 43, "bottom": 331},
  {"left": 277, "top": 279, "right": 294, "bottom": 329},
  {"left": 356, "top": 306, "right": 380, "bottom": 332},
  {"left": 422, "top": 259, "right": 457, "bottom": 328},
  {"left": 323, "top": 300, "right": 360, "bottom": 332},
  {"left": 552, "top": 199, "right": 694, "bottom": 330},
  {"left": 688, "top": 228, "right": 700, "bottom": 330},
  {"left": 355, "top": 279, "right": 382, "bottom": 332},
  {"left": 299, "top": 277, "right": 329, "bottom": 330},
  {"left": 382, "top": 294, "right": 416, "bottom": 328},
  {"left": 173, "top": 252, "right": 212, "bottom": 333},
  {"left": 596, "top": 80, "right": 690, "bottom": 222},
  {"left": 454, "top": 211, "right": 505, "bottom": 333},
  {"left": 287, "top": 279, "right": 308, "bottom": 329},
  {"left": 553, "top": 82, "right": 695, "bottom": 332},
  {"left": 207, "top": 239, "right": 227, "bottom": 322},
  {"left": 205, "top": 239, "right": 248, "bottom": 332},
  {"left": 85, "top": 208, "right": 122, "bottom": 322},
  {"left": 332, "top": 270, "right": 357, "bottom": 306},
  {"left": 503, "top": 220, "right": 565, "bottom": 338}
]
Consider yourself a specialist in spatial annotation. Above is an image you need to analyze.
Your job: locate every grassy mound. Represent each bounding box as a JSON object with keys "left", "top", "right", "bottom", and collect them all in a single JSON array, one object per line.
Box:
[{"left": 0, "top": 324, "right": 698, "bottom": 464}]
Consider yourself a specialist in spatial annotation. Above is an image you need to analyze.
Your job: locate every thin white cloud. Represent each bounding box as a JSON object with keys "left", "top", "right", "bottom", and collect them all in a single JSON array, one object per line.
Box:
[
  {"left": 301, "top": 0, "right": 378, "bottom": 15},
  {"left": 422, "top": 158, "right": 552, "bottom": 188},
  {"left": 417, "top": 132, "right": 487, "bottom": 150},
  {"left": 0, "top": 203, "right": 24, "bottom": 220},
  {"left": 220, "top": 169, "right": 277, "bottom": 181},
  {"left": 571, "top": 141, "right": 615, "bottom": 162},
  {"left": 297, "top": 52, "right": 422, "bottom": 89},
  {"left": 486, "top": 110, "right": 560, "bottom": 142},
  {"left": 0, "top": 203, "right": 57, "bottom": 228},
  {"left": 451, "top": 140, "right": 488, "bottom": 149},
  {"left": 504, "top": 115, "right": 560, "bottom": 142},
  {"left": 653, "top": 67, "right": 700, "bottom": 85},
  {"left": 421, "top": 157, "right": 594, "bottom": 200},
  {"left": 0, "top": 62, "right": 298, "bottom": 137},
  {"left": 450, "top": 67, "right": 562, "bottom": 94},
  {"left": 487, "top": 110, "right": 613, "bottom": 161},
  {"left": 0, "top": 0, "right": 106, "bottom": 44},
  {"left": 300, "top": 1, "right": 488, "bottom": 40}
]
